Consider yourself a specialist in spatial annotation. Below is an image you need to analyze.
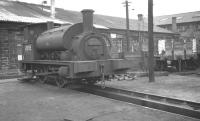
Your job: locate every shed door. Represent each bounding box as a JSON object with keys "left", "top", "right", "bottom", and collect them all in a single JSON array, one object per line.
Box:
[
  {"left": 0, "top": 30, "right": 9, "bottom": 69},
  {"left": 0, "top": 30, "right": 22, "bottom": 70}
]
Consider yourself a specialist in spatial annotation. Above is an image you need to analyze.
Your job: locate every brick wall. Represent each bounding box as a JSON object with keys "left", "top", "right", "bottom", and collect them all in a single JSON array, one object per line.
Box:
[
  {"left": 0, "top": 29, "right": 23, "bottom": 70},
  {"left": 0, "top": 30, "right": 9, "bottom": 69}
]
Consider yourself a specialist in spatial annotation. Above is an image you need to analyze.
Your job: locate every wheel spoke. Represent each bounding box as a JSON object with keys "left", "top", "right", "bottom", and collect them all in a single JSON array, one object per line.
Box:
[{"left": 56, "top": 76, "right": 66, "bottom": 88}]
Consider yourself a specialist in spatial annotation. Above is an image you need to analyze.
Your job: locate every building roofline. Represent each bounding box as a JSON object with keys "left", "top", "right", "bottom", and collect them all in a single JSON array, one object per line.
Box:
[{"left": 156, "top": 11, "right": 200, "bottom": 17}]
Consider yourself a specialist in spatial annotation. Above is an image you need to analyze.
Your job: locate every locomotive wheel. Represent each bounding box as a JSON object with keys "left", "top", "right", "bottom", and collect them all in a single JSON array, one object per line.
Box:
[
  {"left": 56, "top": 76, "right": 66, "bottom": 88},
  {"left": 29, "top": 75, "right": 37, "bottom": 83},
  {"left": 38, "top": 76, "right": 47, "bottom": 84}
]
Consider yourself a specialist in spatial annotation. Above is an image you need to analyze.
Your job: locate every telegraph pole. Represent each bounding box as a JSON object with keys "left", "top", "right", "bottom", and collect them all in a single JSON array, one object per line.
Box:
[
  {"left": 122, "top": 0, "right": 131, "bottom": 52},
  {"left": 148, "top": 0, "right": 155, "bottom": 82}
]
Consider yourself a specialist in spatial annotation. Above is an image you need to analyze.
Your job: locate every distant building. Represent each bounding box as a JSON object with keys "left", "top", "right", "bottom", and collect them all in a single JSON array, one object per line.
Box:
[
  {"left": 155, "top": 11, "right": 200, "bottom": 59},
  {"left": 0, "top": 0, "right": 176, "bottom": 71}
]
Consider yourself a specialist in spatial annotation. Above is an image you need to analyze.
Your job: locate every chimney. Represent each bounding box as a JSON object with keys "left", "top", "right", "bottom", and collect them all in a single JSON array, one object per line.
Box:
[
  {"left": 81, "top": 9, "right": 94, "bottom": 32},
  {"left": 138, "top": 14, "right": 143, "bottom": 21},
  {"left": 47, "top": 21, "right": 54, "bottom": 30},
  {"left": 51, "top": 0, "right": 55, "bottom": 18},
  {"left": 172, "top": 17, "right": 177, "bottom": 33}
]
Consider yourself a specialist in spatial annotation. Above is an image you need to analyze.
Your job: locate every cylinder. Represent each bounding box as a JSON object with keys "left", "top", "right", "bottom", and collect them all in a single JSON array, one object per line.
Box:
[{"left": 81, "top": 9, "right": 94, "bottom": 32}]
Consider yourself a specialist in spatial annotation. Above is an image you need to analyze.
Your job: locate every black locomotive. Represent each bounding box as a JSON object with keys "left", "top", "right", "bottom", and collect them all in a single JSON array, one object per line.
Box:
[{"left": 20, "top": 9, "right": 133, "bottom": 87}]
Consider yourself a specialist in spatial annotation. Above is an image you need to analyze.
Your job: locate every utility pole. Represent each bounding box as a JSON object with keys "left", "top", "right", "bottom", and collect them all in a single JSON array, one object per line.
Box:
[
  {"left": 122, "top": 0, "right": 131, "bottom": 52},
  {"left": 51, "top": 0, "right": 55, "bottom": 18},
  {"left": 138, "top": 14, "right": 145, "bottom": 71},
  {"left": 148, "top": 0, "right": 155, "bottom": 82}
]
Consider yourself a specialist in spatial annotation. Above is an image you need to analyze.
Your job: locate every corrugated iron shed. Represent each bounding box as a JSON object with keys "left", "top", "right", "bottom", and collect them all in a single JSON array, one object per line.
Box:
[
  {"left": 0, "top": 0, "right": 67, "bottom": 24},
  {"left": 0, "top": 0, "right": 173, "bottom": 34},
  {"left": 154, "top": 11, "right": 200, "bottom": 25},
  {"left": 0, "top": 14, "right": 66, "bottom": 24}
]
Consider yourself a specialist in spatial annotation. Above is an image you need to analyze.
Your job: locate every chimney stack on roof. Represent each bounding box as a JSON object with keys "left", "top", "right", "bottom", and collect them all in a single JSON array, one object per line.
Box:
[
  {"left": 51, "top": 0, "right": 55, "bottom": 18},
  {"left": 138, "top": 14, "right": 143, "bottom": 21},
  {"left": 81, "top": 9, "right": 94, "bottom": 32},
  {"left": 172, "top": 17, "right": 177, "bottom": 33}
]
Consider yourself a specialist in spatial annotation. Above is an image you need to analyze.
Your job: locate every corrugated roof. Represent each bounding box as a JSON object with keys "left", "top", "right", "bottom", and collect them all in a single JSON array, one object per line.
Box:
[
  {"left": 0, "top": 0, "right": 67, "bottom": 24},
  {"left": 0, "top": 14, "right": 66, "bottom": 24},
  {"left": 154, "top": 11, "right": 200, "bottom": 25},
  {"left": 0, "top": 0, "right": 173, "bottom": 34}
]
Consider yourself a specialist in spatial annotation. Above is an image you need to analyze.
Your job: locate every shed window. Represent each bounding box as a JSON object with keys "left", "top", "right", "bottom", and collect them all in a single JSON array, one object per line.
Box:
[
  {"left": 159, "top": 18, "right": 168, "bottom": 21},
  {"left": 196, "top": 23, "right": 200, "bottom": 31},
  {"left": 177, "top": 25, "right": 187, "bottom": 32},
  {"left": 192, "top": 14, "right": 200, "bottom": 18},
  {"left": 176, "top": 16, "right": 183, "bottom": 20}
]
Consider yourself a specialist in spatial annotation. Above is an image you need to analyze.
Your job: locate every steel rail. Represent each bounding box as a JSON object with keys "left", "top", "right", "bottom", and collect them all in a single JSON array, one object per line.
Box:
[{"left": 74, "top": 85, "right": 200, "bottom": 119}]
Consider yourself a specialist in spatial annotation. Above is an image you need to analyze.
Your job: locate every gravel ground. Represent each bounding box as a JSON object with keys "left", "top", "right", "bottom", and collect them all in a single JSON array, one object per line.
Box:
[
  {"left": 0, "top": 80, "right": 199, "bottom": 121},
  {"left": 106, "top": 74, "right": 200, "bottom": 102}
]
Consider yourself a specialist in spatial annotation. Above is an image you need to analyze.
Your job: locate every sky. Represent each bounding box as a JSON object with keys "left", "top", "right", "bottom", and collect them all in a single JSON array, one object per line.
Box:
[{"left": 13, "top": 0, "right": 200, "bottom": 19}]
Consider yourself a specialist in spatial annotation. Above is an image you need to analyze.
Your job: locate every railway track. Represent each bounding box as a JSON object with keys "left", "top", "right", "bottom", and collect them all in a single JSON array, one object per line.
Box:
[{"left": 74, "top": 84, "right": 200, "bottom": 120}]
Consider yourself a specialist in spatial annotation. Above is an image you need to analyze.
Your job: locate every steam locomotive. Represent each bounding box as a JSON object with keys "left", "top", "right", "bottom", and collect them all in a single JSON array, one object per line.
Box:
[{"left": 20, "top": 9, "right": 133, "bottom": 87}]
